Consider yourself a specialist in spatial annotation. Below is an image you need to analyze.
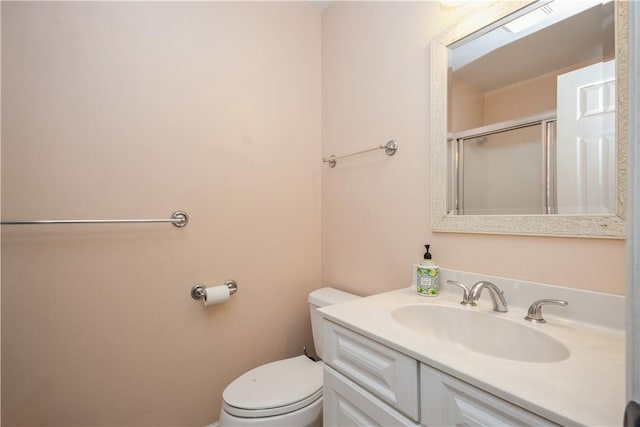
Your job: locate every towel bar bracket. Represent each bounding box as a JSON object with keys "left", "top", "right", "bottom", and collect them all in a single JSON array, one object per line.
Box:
[{"left": 171, "top": 211, "right": 189, "bottom": 227}]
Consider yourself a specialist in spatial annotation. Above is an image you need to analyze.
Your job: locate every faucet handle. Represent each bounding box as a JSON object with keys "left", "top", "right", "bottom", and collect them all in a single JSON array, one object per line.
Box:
[
  {"left": 445, "top": 280, "right": 474, "bottom": 306},
  {"left": 524, "top": 299, "right": 568, "bottom": 323}
]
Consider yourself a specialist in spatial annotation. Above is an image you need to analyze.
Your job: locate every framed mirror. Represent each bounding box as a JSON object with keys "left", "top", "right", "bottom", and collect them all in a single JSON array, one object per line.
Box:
[{"left": 431, "top": 0, "right": 628, "bottom": 238}]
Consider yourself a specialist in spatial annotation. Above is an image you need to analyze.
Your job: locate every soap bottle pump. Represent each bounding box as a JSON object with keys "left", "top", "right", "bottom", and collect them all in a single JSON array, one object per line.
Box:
[{"left": 416, "top": 244, "right": 440, "bottom": 296}]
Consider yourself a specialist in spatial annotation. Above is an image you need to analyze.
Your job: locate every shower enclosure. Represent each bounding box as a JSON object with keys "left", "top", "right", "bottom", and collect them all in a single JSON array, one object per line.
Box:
[{"left": 447, "top": 112, "right": 557, "bottom": 216}]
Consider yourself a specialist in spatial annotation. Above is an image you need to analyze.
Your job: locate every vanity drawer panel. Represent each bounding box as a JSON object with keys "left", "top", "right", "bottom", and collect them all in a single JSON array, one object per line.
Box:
[
  {"left": 323, "top": 320, "right": 419, "bottom": 421},
  {"left": 420, "top": 364, "right": 559, "bottom": 427},
  {"left": 324, "top": 366, "right": 420, "bottom": 427}
]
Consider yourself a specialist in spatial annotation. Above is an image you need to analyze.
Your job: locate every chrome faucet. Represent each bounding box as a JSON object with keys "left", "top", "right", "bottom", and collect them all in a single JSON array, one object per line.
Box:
[
  {"left": 445, "top": 280, "right": 473, "bottom": 306},
  {"left": 524, "top": 299, "right": 568, "bottom": 323},
  {"left": 469, "top": 281, "right": 508, "bottom": 312}
]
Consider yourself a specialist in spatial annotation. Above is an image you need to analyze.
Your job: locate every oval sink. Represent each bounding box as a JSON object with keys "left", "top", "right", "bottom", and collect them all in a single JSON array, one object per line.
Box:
[{"left": 391, "top": 304, "right": 570, "bottom": 363}]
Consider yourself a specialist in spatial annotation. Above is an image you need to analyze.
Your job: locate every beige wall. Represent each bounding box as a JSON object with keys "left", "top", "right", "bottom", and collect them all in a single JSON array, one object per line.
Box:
[
  {"left": 449, "top": 74, "right": 484, "bottom": 132},
  {"left": 1, "top": 2, "right": 321, "bottom": 425},
  {"left": 451, "top": 63, "right": 559, "bottom": 129},
  {"left": 484, "top": 70, "right": 557, "bottom": 124},
  {"left": 321, "top": 1, "right": 625, "bottom": 297}
]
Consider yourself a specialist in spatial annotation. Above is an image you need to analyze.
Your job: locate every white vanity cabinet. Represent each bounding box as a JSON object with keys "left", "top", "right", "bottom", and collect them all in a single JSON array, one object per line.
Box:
[
  {"left": 323, "top": 319, "right": 558, "bottom": 427},
  {"left": 322, "top": 320, "right": 420, "bottom": 426}
]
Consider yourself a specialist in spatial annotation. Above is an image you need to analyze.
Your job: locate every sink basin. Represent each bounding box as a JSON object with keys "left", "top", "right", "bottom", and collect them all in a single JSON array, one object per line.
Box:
[{"left": 391, "top": 304, "right": 570, "bottom": 363}]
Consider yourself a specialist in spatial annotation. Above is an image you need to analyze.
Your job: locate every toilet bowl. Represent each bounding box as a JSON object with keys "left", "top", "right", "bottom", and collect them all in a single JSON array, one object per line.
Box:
[{"left": 219, "top": 287, "right": 359, "bottom": 427}]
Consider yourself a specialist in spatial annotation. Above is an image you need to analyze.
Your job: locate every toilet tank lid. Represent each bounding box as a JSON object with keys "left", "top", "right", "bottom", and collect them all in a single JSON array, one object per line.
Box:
[{"left": 308, "top": 287, "right": 359, "bottom": 307}]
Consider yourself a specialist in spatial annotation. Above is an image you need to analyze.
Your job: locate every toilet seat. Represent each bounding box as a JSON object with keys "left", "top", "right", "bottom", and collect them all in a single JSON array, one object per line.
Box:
[{"left": 222, "top": 355, "right": 323, "bottom": 418}]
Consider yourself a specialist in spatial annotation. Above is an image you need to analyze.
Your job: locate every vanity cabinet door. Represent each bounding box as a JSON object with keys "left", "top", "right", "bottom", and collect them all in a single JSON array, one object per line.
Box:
[
  {"left": 420, "top": 364, "right": 559, "bottom": 427},
  {"left": 323, "top": 320, "right": 419, "bottom": 421},
  {"left": 324, "top": 365, "right": 420, "bottom": 427}
]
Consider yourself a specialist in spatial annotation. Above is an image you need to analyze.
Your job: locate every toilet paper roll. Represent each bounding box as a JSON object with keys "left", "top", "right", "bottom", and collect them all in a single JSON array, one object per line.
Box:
[{"left": 204, "top": 285, "right": 230, "bottom": 306}]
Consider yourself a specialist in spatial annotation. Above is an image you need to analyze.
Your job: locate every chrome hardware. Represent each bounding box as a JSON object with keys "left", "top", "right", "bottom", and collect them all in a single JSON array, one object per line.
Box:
[
  {"left": 323, "top": 140, "right": 398, "bottom": 168},
  {"left": 171, "top": 211, "right": 189, "bottom": 227},
  {"left": 469, "top": 281, "right": 508, "bottom": 312},
  {"left": 524, "top": 299, "right": 568, "bottom": 323},
  {"left": 191, "top": 280, "right": 238, "bottom": 301},
  {"left": 446, "top": 280, "right": 473, "bottom": 306},
  {"left": 1, "top": 210, "right": 189, "bottom": 228}
]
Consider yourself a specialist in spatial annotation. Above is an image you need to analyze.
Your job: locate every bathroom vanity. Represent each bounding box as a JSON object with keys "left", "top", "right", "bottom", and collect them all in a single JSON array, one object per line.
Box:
[{"left": 319, "top": 270, "right": 625, "bottom": 426}]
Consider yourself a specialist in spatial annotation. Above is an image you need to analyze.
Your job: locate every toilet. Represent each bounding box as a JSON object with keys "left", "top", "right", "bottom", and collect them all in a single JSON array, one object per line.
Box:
[{"left": 219, "top": 287, "right": 359, "bottom": 427}]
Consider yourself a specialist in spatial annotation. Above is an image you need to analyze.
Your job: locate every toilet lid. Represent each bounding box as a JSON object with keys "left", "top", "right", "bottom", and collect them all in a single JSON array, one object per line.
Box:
[{"left": 223, "top": 355, "right": 323, "bottom": 418}]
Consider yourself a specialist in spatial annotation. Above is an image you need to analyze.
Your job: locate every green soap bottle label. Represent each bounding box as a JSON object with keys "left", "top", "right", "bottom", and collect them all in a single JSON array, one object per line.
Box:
[{"left": 417, "top": 266, "right": 440, "bottom": 296}]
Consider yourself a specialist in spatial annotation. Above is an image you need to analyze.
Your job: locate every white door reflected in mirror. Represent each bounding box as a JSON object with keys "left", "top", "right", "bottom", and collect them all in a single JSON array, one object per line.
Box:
[{"left": 557, "top": 60, "right": 616, "bottom": 214}]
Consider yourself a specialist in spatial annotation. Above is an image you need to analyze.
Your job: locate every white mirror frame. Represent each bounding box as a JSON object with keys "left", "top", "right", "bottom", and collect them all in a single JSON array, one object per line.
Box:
[{"left": 431, "top": 0, "right": 628, "bottom": 238}]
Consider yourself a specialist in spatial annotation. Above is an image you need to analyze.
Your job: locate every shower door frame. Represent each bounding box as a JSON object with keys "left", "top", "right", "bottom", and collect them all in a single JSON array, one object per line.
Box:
[{"left": 448, "top": 111, "right": 557, "bottom": 215}]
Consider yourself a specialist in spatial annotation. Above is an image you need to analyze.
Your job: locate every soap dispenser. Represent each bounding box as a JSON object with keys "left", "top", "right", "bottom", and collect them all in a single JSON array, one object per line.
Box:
[{"left": 416, "top": 244, "right": 440, "bottom": 296}]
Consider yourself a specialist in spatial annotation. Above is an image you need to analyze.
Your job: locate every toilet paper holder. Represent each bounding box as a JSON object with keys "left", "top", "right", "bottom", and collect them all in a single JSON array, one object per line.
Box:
[{"left": 191, "top": 280, "right": 238, "bottom": 301}]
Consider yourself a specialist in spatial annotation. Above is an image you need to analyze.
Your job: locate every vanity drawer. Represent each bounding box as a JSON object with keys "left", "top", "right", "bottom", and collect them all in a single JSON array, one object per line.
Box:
[
  {"left": 420, "top": 364, "right": 559, "bottom": 427},
  {"left": 323, "top": 320, "right": 419, "bottom": 421},
  {"left": 324, "top": 365, "right": 420, "bottom": 427}
]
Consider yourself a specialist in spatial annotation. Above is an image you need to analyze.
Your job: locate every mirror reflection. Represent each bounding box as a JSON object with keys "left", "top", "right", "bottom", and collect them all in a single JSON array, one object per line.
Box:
[{"left": 447, "top": 0, "right": 615, "bottom": 216}]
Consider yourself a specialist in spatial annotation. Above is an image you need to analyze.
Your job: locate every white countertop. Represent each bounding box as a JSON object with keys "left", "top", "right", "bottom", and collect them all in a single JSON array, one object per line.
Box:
[{"left": 319, "top": 286, "right": 625, "bottom": 427}]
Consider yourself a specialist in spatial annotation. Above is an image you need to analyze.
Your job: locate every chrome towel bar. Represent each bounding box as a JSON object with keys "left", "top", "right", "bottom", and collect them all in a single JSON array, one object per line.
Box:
[
  {"left": 1, "top": 210, "right": 189, "bottom": 228},
  {"left": 323, "top": 140, "right": 398, "bottom": 168}
]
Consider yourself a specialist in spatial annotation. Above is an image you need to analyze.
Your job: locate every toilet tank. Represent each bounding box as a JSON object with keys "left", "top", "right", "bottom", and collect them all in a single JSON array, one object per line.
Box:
[{"left": 308, "top": 287, "right": 359, "bottom": 360}]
